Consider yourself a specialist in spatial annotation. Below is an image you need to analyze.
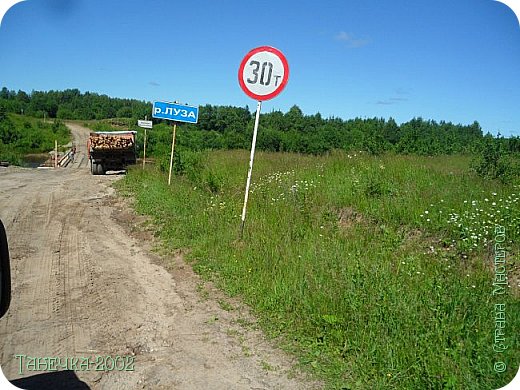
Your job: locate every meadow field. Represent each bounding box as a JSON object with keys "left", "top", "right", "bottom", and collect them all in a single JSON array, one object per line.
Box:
[{"left": 117, "top": 150, "right": 519, "bottom": 389}]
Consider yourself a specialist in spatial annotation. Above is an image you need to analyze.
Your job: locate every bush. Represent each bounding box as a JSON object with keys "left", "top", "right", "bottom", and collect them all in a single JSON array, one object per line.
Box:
[
  {"left": 473, "top": 136, "right": 520, "bottom": 183},
  {"left": 203, "top": 169, "right": 225, "bottom": 194},
  {"left": 157, "top": 147, "right": 206, "bottom": 183},
  {"left": 173, "top": 147, "right": 204, "bottom": 180},
  {"left": 363, "top": 175, "right": 397, "bottom": 197}
]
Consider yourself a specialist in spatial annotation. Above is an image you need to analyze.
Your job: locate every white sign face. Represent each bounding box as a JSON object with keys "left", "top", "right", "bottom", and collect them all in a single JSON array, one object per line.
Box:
[
  {"left": 238, "top": 46, "right": 289, "bottom": 101},
  {"left": 138, "top": 120, "right": 153, "bottom": 129}
]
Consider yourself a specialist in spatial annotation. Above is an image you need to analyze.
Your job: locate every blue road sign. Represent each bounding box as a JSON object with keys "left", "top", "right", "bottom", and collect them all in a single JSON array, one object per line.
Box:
[{"left": 152, "top": 101, "right": 199, "bottom": 123}]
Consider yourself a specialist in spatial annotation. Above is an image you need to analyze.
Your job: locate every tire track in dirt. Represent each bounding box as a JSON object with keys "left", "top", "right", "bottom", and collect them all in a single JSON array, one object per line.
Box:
[
  {"left": 1, "top": 187, "right": 57, "bottom": 369},
  {"left": 0, "top": 123, "right": 320, "bottom": 389}
]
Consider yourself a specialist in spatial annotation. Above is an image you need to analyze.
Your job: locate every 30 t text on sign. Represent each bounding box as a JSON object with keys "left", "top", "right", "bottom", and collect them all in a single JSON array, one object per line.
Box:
[{"left": 238, "top": 46, "right": 289, "bottom": 101}]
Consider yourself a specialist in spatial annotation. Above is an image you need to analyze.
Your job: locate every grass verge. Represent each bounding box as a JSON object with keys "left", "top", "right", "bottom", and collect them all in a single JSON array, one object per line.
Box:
[{"left": 116, "top": 150, "right": 519, "bottom": 389}]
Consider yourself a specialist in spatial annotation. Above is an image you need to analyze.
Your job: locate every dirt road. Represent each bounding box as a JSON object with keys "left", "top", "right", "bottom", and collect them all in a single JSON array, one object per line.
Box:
[{"left": 0, "top": 123, "right": 317, "bottom": 389}]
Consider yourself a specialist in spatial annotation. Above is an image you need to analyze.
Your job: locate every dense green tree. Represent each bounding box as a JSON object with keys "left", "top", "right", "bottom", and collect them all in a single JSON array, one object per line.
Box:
[
  {"left": 2, "top": 86, "right": 512, "bottom": 160},
  {"left": 0, "top": 103, "right": 6, "bottom": 122},
  {"left": 285, "top": 105, "right": 305, "bottom": 132}
]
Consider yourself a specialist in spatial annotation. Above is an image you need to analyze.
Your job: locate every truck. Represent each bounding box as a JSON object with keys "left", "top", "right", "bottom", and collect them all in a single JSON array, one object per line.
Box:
[{"left": 87, "top": 131, "right": 137, "bottom": 175}]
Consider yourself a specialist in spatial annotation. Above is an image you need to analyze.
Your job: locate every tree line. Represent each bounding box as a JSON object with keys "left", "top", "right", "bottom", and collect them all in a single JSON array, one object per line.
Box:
[
  {"left": 1, "top": 87, "right": 519, "bottom": 179},
  {"left": 0, "top": 87, "right": 150, "bottom": 120}
]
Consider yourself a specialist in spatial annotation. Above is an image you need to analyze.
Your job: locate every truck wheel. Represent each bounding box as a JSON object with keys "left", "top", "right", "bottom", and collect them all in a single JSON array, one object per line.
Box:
[{"left": 91, "top": 162, "right": 102, "bottom": 175}]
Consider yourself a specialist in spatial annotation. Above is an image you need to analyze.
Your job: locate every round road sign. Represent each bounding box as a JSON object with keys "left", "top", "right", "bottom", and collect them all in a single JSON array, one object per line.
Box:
[{"left": 238, "top": 46, "right": 289, "bottom": 101}]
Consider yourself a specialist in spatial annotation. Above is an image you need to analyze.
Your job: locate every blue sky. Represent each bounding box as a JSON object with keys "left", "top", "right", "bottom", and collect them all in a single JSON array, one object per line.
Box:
[{"left": 0, "top": 0, "right": 519, "bottom": 136}]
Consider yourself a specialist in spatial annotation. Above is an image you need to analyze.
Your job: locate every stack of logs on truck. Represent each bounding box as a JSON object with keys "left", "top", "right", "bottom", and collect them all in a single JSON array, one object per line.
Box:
[{"left": 87, "top": 131, "right": 137, "bottom": 175}]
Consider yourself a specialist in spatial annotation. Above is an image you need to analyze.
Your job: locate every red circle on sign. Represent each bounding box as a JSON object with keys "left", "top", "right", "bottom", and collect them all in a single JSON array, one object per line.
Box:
[{"left": 238, "top": 46, "right": 289, "bottom": 101}]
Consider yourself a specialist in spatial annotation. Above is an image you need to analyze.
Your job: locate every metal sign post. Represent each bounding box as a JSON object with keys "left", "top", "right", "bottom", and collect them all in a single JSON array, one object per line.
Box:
[
  {"left": 137, "top": 116, "right": 153, "bottom": 169},
  {"left": 168, "top": 122, "right": 177, "bottom": 186},
  {"left": 143, "top": 127, "right": 147, "bottom": 169},
  {"left": 238, "top": 46, "right": 289, "bottom": 237},
  {"left": 240, "top": 100, "right": 262, "bottom": 236}
]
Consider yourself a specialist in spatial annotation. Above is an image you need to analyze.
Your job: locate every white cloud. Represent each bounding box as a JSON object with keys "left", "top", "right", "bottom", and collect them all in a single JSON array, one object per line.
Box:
[
  {"left": 376, "top": 97, "right": 409, "bottom": 105},
  {"left": 335, "top": 31, "right": 370, "bottom": 48}
]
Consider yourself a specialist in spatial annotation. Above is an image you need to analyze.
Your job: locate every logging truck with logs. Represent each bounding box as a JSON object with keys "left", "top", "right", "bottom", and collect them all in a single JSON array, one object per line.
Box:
[{"left": 87, "top": 131, "right": 137, "bottom": 175}]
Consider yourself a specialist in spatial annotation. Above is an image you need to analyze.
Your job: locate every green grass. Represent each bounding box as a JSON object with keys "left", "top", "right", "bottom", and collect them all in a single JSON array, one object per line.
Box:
[{"left": 116, "top": 150, "right": 520, "bottom": 389}]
